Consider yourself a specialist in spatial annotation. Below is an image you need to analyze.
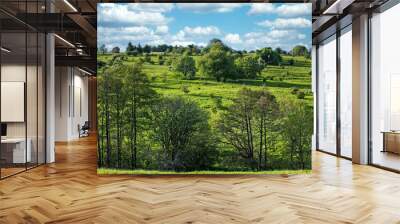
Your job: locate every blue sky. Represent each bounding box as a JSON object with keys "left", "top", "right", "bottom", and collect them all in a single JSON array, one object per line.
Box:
[{"left": 98, "top": 3, "right": 311, "bottom": 51}]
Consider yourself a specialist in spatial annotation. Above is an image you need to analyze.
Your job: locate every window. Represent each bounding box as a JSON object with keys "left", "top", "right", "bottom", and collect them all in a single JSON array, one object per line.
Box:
[
  {"left": 340, "top": 26, "right": 352, "bottom": 158},
  {"left": 317, "top": 35, "right": 337, "bottom": 154},
  {"left": 370, "top": 3, "right": 400, "bottom": 171}
]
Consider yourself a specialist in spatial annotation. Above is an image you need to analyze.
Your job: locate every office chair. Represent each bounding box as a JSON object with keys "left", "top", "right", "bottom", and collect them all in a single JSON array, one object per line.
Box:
[{"left": 79, "top": 121, "right": 90, "bottom": 138}]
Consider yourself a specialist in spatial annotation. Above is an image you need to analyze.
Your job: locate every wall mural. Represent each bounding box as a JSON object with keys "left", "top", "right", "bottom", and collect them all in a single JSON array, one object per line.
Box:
[{"left": 97, "top": 3, "right": 313, "bottom": 174}]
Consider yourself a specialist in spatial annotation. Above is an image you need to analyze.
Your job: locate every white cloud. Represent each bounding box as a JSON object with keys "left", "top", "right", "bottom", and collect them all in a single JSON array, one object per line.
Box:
[
  {"left": 176, "top": 3, "right": 242, "bottom": 13},
  {"left": 98, "top": 26, "right": 163, "bottom": 50},
  {"left": 170, "top": 41, "right": 207, "bottom": 47},
  {"left": 257, "top": 18, "right": 311, "bottom": 29},
  {"left": 276, "top": 4, "right": 311, "bottom": 17},
  {"left": 240, "top": 29, "right": 308, "bottom": 50},
  {"left": 97, "top": 3, "right": 310, "bottom": 52},
  {"left": 98, "top": 4, "right": 171, "bottom": 26},
  {"left": 268, "top": 30, "right": 291, "bottom": 38},
  {"left": 171, "top": 26, "right": 221, "bottom": 44},
  {"left": 224, "top": 33, "right": 242, "bottom": 44},
  {"left": 248, "top": 4, "right": 275, "bottom": 15},
  {"left": 183, "top": 26, "right": 221, "bottom": 36},
  {"left": 297, "top": 34, "right": 306, "bottom": 39},
  {"left": 244, "top": 32, "right": 264, "bottom": 39},
  {"left": 156, "top": 25, "right": 169, "bottom": 34},
  {"left": 248, "top": 3, "right": 311, "bottom": 17},
  {"left": 125, "top": 3, "right": 174, "bottom": 13}
]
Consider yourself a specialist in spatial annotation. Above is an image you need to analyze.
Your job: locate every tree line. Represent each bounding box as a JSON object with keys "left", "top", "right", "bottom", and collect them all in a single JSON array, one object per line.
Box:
[
  {"left": 166, "top": 40, "right": 291, "bottom": 81},
  {"left": 98, "top": 39, "right": 311, "bottom": 58}
]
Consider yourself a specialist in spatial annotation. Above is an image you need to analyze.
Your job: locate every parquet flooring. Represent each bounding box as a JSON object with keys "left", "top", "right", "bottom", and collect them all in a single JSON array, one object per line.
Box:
[{"left": 1, "top": 135, "right": 400, "bottom": 223}]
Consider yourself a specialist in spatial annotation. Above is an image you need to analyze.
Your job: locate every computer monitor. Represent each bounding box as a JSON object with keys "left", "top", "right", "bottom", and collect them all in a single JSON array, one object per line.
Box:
[{"left": 1, "top": 123, "right": 7, "bottom": 137}]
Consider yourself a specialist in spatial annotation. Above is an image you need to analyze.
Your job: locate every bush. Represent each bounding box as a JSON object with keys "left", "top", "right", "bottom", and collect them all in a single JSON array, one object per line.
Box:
[
  {"left": 127, "top": 51, "right": 138, "bottom": 56},
  {"left": 296, "top": 90, "right": 305, "bottom": 99},
  {"left": 291, "top": 87, "right": 299, "bottom": 95},
  {"left": 152, "top": 97, "right": 218, "bottom": 171},
  {"left": 161, "top": 72, "right": 168, "bottom": 82},
  {"left": 181, "top": 85, "right": 190, "bottom": 94}
]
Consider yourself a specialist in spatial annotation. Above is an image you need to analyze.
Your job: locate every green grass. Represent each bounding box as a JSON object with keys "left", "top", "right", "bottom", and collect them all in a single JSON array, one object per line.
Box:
[
  {"left": 97, "top": 53, "right": 312, "bottom": 171},
  {"left": 98, "top": 53, "right": 312, "bottom": 124},
  {"left": 97, "top": 168, "right": 312, "bottom": 175}
]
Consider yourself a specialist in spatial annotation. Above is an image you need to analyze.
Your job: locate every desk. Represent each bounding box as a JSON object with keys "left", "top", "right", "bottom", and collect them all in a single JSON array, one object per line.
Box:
[
  {"left": 1, "top": 138, "right": 31, "bottom": 163},
  {"left": 382, "top": 131, "right": 400, "bottom": 154}
]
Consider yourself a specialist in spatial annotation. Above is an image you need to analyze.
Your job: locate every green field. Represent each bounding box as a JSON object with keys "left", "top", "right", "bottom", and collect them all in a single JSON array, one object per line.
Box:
[
  {"left": 97, "top": 46, "right": 312, "bottom": 174},
  {"left": 98, "top": 168, "right": 311, "bottom": 175},
  {"left": 98, "top": 54, "right": 312, "bottom": 118}
]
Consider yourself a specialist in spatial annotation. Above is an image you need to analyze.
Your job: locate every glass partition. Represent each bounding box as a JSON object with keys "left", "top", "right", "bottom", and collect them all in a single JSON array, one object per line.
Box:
[
  {"left": 339, "top": 26, "right": 352, "bottom": 158},
  {"left": 0, "top": 1, "right": 46, "bottom": 179},
  {"left": 317, "top": 35, "right": 337, "bottom": 154},
  {"left": 370, "top": 3, "right": 400, "bottom": 171},
  {"left": 0, "top": 31, "right": 28, "bottom": 177}
]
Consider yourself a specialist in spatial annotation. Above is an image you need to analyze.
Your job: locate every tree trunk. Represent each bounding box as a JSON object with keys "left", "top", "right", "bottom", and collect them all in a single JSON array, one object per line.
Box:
[
  {"left": 263, "top": 116, "right": 268, "bottom": 169},
  {"left": 105, "top": 79, "right": 111, "bottom": 168},
  {"left": 97, "top": 109, "right": 102, "bottom": 167},
  {"left": 130, "top": 102, "right": 135, "bottom": 169},
  {"left": 116, "top": 101, "right": 120, "bottom": 169},
  {"left": 133, "top": 93, "right": 138, "bottom": 169},
  {"left": 98, "top": 106, "right": 105, "bottom": 167},
  {"left": 259, "top": 116, "right": 263, "bottom": 171}
]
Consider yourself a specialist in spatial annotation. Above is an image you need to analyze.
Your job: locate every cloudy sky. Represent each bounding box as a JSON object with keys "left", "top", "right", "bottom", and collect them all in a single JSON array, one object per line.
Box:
[{"left": 98, "top": 3, "right": 311, "bottom": 51}]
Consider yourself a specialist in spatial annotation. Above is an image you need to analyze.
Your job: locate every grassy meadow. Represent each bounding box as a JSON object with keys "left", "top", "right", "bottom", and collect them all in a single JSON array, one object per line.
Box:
[{"left": 97, "top": 44, "right": 312, "bottom": 174}]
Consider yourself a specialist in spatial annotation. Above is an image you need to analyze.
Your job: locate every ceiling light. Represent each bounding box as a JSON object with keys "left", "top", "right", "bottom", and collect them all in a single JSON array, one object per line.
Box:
[
  {"left": 78, "top": 67, "right": 93, "bottom": 76},
  {"left": 1, "top": 47, "right": 11, "bottom": 53},
  {"left": 63, "top": 0, "right": 78, "bottom": 12},
  {"left": 322, "top": 0, "right": 355, "bottom": 15},
  {"left": 54, "top": 34, "right": 75, "bottom": 48}
]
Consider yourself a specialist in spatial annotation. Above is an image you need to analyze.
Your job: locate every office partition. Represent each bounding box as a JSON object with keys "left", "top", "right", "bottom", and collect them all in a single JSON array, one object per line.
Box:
[
  {"left": 370, "top": 3, "right": 400, "bottom": 171},
  {"left": 0, "top": 1, "right": 47, "bottom": 179}
]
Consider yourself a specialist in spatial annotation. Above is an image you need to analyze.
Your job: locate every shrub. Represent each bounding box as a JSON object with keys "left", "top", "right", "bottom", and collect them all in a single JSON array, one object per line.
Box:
[
  {"left": 181, "top": 85, "right": 190, "bottom": 94},
  {"left": 296, "top": 90, "right": 305, "bottom": 99},
  {"left": 291, "top": 87, "right": 299, "bottom": 95}
]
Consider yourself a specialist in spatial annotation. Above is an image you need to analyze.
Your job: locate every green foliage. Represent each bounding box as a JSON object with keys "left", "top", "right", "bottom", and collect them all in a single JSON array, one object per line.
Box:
[
  {"left": 198, "top": 43, "right": 236, "bottom": 81},
  {"left": 126, "top": 42, "right": 134, "bottom": 53},
  {"left": 144, "top": 53, "right": 152, "bottom": 63},
  {"left": 98, "top": 168, "right": 311, "bottom": 175},
  {"left": 296, "top": 90, "right": 305, "bottom": 99},
  {"left": 181, "top": 84, "right": 190, "bottom": 94},
  {"left": 97, "top": 40, "right": 313, "bottom": 172},
  {"left": 98, "top": 44, "right": 107, "bottom": 54},
  {"left": 152, "top": 97, "right": 218, "bottom": 171},
  {"left": 235, "top": 55, "right": 263, "bottom": 79},
  {"left": 279, "top": 98, "right": 312, "bottom": 169},
  {"left": 218, "top": 88, "right": 279, "bottom": 170},
  {"left": 291, "top": 87, "right": 299, "bottom": 95},
  {"left": 158, "top": 55, "right": 165, "bottom": 65},
  {"left": 288, "top": 58, "right": 294, "bottom": 66},
  {"left": 173, "top": 54, "right": 196, "bottom": 79},
  {"left": 257, "top": 47, "right": 282, "bottom": 66},
  {"left": 97, "top": 62, "right": 157, "bottom": 168},
  {"left": 291, "top": 45, "right": 309, "bottom": 57},
  {"left": 111, "top": 46, "right": 120, "bottom": 54}
]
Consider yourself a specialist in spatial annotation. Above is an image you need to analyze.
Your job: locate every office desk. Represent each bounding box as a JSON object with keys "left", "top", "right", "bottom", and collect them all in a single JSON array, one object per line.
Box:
[
  {"left": 1, "top": 138, "right": 31, "bottom": 163},
  {"left": 382, "top": 131, "right": 400, "bottom": 154}
]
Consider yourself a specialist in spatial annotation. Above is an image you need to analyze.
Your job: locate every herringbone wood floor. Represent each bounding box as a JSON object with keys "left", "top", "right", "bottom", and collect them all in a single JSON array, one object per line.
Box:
[{"left": 1, "top": 135, "right": 400, "bottom": 224}]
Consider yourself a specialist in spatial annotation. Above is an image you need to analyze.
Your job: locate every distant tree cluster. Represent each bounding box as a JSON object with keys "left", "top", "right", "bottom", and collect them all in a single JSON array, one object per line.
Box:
[
  {"left": 98, "top": 42, "right": 310, "bottom": 60},
  {"left": 290, "top": 45, "right": 311, "bottom": 58}
]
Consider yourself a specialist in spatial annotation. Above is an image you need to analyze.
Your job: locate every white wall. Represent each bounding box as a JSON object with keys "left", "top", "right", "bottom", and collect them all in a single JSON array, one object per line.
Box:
[{"left": 55, "top": 66, "right": 89, "bottom": 141}]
